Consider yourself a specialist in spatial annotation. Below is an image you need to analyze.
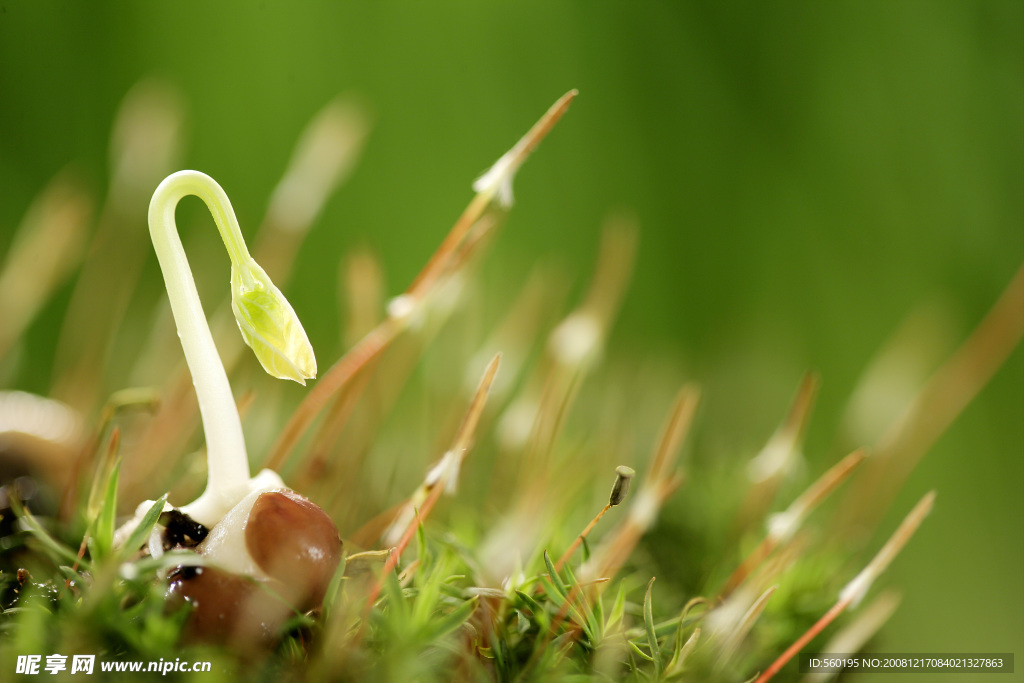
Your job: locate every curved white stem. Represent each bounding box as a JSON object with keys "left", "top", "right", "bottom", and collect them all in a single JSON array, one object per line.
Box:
[{"left": 148, "top": 170, "right": 279, "bottom": 526}]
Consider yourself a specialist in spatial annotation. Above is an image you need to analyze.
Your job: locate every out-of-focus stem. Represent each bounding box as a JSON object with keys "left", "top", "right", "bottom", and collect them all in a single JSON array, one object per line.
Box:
[
  {"left": 721, "top": 450, "right": 866, "bottom": 598},
  {"left": 839, "top": 265, "right": 1023, "bottom": 534},
  {"left": 756, "top": 492, "right": 934, "bottom": 682}
]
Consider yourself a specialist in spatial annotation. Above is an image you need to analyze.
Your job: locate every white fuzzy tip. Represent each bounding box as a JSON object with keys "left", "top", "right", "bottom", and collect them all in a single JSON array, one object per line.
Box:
[
  {"left": 497, "top": 398, "right": 538, "bottom": 451},
  {"left": 548, "top": 312, "right": 602, "bottom": 368},
  {"left": 473, "top": 151, "right": 517, "bottom": 208},
  {"left": 387, "top": 294, "right": 417, "bottom": 321},
  {"left": 424, "top": 450, "right": 461, "bottom": 495},
  {"left": 840, "top": 491, "right": 935, "bottom": 608},
  {"left": 0, "top": 391, "right": 81, "bottom": 445},
  {"left": 839, "top": 568, "right": 874, "bottom": 609},
  {"left": 747, "top": 437, "right": 797, "bottom": 483},
  {"left": 628, "top": 488, "right": 661, "bottom": 531},
  {"left": 766, "top": 510, "right": 799, "bottom": 544}
]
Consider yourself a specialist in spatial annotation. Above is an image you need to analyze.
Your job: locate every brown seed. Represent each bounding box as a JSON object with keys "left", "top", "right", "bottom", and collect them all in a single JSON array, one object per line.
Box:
[
  {"left": 244, "top": 490, "right": 343, "bottom": 609},
  {"left": 167, "top": 490, "right": 343, "bottom": 649},
  {"left": 166, "top": 566, "right": 278, "bottom": 648}
]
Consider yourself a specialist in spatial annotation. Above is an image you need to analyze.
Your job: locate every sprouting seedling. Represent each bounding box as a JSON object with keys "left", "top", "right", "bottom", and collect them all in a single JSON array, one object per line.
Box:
[{"left": 144, "top": 169, "right": 316, "bottom": 527}]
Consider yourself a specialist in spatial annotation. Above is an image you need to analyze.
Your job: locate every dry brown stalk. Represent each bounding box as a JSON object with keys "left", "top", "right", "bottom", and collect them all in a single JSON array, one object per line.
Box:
[
  {"left": 721, "top": 449, "right": 866, "bottom": 598},
  {"left": 838, "top": 265, "right": 1023, "bottom": 535},
  {"left": 735, "top": 372, "right": 821, "bottom": 534},
  {"left": 364, "top": 354, "right": 501, "bottom": 613},
  {"left": 264, "top": 93, "right": 578, "bottom": 472},
  {"left": 579, "top": 385, "right": 699, "bottom": 586},
  {"left": 756, "top": 491, "right": 935, "bottom": 682}
]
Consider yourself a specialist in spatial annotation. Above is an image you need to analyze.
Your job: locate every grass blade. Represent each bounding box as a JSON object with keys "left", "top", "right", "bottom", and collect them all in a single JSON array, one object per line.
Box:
[
  {"left": 116, "top": 494, "right": 168, "bottom": 561},
  {"left": 644, "top": 577, "right": 662, "bottom": 676}
]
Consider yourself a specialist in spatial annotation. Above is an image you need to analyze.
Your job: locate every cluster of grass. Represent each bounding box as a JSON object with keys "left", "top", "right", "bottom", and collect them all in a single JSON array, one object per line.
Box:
[{"left": 0, "top": 84, "right": 1021, "bottom": 682}]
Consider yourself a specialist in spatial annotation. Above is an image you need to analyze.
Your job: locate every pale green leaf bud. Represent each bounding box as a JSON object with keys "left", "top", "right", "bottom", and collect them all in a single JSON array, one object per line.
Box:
[{"left": 231, "top": 258, "right": 317, "bottom": 384}]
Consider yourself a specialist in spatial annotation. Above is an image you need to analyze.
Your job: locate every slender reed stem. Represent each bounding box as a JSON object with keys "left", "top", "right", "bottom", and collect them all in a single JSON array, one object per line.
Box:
[
  {"left": 754, "top": 596, "right": 850, "bottom": 683},
  {"left": 363, "top": 355, "right": 501, "bottom": 614},
  {"left": 554, "top": 504, "right": 610, "bottom": 572}
]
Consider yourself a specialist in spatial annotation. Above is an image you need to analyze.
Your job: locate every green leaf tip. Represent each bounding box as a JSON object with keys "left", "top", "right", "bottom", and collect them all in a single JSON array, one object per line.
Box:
[{"left": 231, "top": 258, "right": 317, "bottom": 384}]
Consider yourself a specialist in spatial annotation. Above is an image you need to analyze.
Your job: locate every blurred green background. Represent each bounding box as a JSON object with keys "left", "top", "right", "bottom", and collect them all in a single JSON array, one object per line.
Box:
[{"left": 1, "top": 1, "right": 1020, "bottom": 676}]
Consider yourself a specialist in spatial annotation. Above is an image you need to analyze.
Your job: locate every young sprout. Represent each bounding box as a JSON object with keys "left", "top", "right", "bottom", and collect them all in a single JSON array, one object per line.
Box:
[
  {"left": 142, "top": 170, "right": 316, "bottom": 528},
  {"left": 112, "top": 170, "right": 342, "bottom": 647}
]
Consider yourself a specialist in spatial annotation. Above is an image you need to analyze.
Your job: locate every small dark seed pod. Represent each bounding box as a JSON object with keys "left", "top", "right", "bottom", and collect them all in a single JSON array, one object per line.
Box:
[{"left": 609, "top": 466, "right": 636, "bottom": 506}]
